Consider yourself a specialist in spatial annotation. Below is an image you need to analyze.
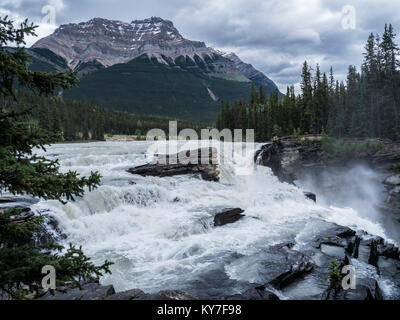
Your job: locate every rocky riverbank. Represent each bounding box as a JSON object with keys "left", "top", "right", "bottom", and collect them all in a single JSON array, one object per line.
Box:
[
  {"left": 31, "top": 219, "right": 400, "bottom": 300},
  {"left": 255, "top": 136, "right": 400, "bottom": 217}
]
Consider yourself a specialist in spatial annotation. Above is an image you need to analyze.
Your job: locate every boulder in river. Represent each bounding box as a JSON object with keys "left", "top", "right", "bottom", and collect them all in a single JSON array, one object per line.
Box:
[
  {"left": 127, "top": 147, "right": 219, "bottom": 181},
  {"left": 214, "top": 208, "right": 245, "bottom": 226},
  {"left": 304, "top": 191, "right": 316, "bottom": 202}
]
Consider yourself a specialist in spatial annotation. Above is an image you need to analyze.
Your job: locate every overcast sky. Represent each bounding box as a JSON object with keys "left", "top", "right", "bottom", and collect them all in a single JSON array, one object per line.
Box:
[{"left": 1, "top": 0, "right": 399, "bottom": 92}]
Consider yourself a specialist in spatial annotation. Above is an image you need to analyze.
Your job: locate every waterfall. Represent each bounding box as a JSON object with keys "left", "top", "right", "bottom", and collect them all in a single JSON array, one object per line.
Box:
[{"left": 30, "top": 141, "right": 395, "bottom": 298}]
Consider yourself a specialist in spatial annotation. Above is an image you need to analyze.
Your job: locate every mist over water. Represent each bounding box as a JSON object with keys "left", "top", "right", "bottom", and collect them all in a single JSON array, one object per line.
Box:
[
  {"left": 30, "top": 141, "right": 398, "bottom": 298},
  {"left": 296, "top": 164, "right": 400, "bottom": 244}
]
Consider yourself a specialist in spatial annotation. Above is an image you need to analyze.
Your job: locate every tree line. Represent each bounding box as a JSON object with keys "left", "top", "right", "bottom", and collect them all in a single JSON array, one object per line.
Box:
[
  {"left": 216, "top": 24, "right": 400, "bottom": 141},
  {"left": 2, "top": 91, "right": 205, "bottom": 142}
]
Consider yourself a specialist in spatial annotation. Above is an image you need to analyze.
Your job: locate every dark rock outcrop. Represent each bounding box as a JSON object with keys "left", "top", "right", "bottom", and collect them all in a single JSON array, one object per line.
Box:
[
  {"left": 106, "top": 289, "right": 146, "bottom": 300},
  {"left": 380, "top": 174, "right": 400, "bottom": 214},
  {"left": 264, "top": 244, "right": 314, "bottom": 289},
  {"left": 127, "top": 147, "right": 219, "bottom": 182},
  {"left": 39, "top": 280, "right": 196, "bottom": 300},
  {"left": 312, "top": 225, "right": 356, "bottom": 249},
  {"left": 324, "top": 278, "right": 383, "bottom": 300},
  {"left": 255, "top": 139, "right": 305, "bottom": 184},
  {"left": 39, "top": 280, "right": 115, "bottom": 300},
  {"left": 226, "top": 285, "right": 279, "bottom": 300},
  {"left": 139, "top": 290, "right": 197, "bottom": 300},
  {"left": 214, "top": 208, "right": 245, "bottom": 226},
  {"left": 304, "top": 191, "right": 316, "bottom": 202},
  {"left": 255, "top": 136, "right": 400, "bottom": 182},
  {"left": 368, "top": 239, "right": 380, "bottom": 272},
  {"left": 274, "top": 221, "right": 400, "bottom": 300},
  {"left": 0, "top": 196, "right": 66, "bottom": 246}
]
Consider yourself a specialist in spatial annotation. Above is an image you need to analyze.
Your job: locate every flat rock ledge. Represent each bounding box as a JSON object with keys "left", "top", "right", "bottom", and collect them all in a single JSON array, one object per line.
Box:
[{"left": 127, "top": 147, "right": 219, "bottom": 182}]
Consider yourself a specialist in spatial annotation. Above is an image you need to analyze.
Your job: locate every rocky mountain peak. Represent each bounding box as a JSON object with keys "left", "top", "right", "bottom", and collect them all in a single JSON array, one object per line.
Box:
[
  {"left": 54, "top": 16, "right": 183, "bottom": 43},
  {"left": 31, "top": 16, "right": 280, "bottom": 94},
  {"left": 131, "top": 16, "right": 174, "bottom": 27},
  {"left": 32, "top": 17, "right": 207, "bottom": 68}
]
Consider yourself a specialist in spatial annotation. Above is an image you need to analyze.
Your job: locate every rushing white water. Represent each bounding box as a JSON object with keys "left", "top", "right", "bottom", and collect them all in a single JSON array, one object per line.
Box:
[{"left": 31, "top": 141, "right": 397, "bottom": 298}]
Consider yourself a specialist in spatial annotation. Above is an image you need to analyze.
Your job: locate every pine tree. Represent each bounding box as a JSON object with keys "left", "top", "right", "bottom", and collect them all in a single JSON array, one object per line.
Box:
[
  {"left": 0, "top": 16, "right": 112, "bottom": 299},
  {"left": 300, "top": 61, "right": 313, "bottom": 134}
]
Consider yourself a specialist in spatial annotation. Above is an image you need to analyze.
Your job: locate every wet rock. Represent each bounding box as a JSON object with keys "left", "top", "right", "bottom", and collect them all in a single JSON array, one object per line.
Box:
[
  {"left": 324, "top": 278, "right": 383, "bottom": 300},
  {"left": 39, "top": 280, "right": 197, "bottom": 301},
  {"left": 39, "top": 280, "right": 115, "bottom": 300},
  {"left": 141, "top": 290, "right": 197, "bottom": 300},
  {"left": 382, "top": 185, "right": 400, "bottom": 214},
  {"left": 226, "top": 285, "right": 279, "bottom": 300},
  {"left": 110, "top": 289, "right": 197, "bottom": 300},
  {"left": 0, "top": 195, "right": 39, "bottom": 207},
  {"left": 267, "top": 253, "right": 314, "bottom": 289},
  {"left": 184, "top": 263, "right": 250, "bottom": 299},
  {"left": 346, "top": 235, "right": 361, "bottom": 258},
  {"left": 378, "top": 242, "right": 400, "bottom": 260},
  {"left": 240, "top": 243, "right": 314, "bottom": 290},
  {"left": 319, "top": 236, "right": 346, "bottom": 248},
  {"left": 378, "top": 257, "right": 400, "bottom": 292},
  {"left": 368, "top": 239, "right": 380, "bottom": 273},
  {"left": 127, "top": 147, "right": 219, "bottom": 182},
  {"left": 304, "top": 191, "right": 316, "bottom": 202},
  {"left": 106, "top": 289, "right": 146, "bottom": 300},
  {"left": 254, "top": 140, "right": 302, "bottom": 184},
  {"left": 312, "top": 224, "right": 356, "bottom": 249},
  {"left": 255, "top": 138, "right": 323, "bottom": 183},
  {"left": 254, "top": 142, "right": 280, "bottom": 170},
  {"left": 383, "top": 174, "right": 400, "bottom": 186},
  {"left": 8, "top": 209, "right": 35, "bottom": 224},
  {"left": 0, "top": 289, "right": 11, "bottom": 300},
  {"left": 214, "top": 208, "right": 245, "bottom": 227},
  {"left": 34, "top": 214, "right": 67, "bottom": 246},
  {"left": 320, "top": 244, "right": 346, "bottom": 258}
]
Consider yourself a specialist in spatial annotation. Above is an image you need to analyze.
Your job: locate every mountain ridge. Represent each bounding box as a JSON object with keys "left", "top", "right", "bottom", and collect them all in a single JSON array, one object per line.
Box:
[
  {"left": 29, "top": 16, "right": 282, "bottom": 122},
  {"left": 31, "top": 16, "right": 279, "bottom": 89}
]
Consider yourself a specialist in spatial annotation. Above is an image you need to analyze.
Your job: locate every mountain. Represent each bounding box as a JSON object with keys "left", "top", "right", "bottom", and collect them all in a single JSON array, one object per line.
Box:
[
  {"left": 31, "top": 17, "right": 281, "bottom": 123},
  {"left": 222, "top": 52, "right": 282, "bottom": 96},
  {"left": 61, "top": 54, "right": 252, "bottom": 122},
  {"left": 5, "top": 47, "right": 68, "bottom": 73}
]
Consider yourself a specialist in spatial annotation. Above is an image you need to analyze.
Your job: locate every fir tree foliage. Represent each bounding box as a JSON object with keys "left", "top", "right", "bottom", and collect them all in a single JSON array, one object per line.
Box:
[
  {"left": 0, "top": 16, "right": 112, "bottom": 299},
  {"left": 216, "top": 24, "right": 400, "bottom": 141}
]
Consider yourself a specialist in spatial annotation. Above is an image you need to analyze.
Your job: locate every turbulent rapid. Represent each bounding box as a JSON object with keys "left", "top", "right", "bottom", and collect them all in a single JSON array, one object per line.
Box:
[{"left": 31, "top": 141, "right": 398, "bottom": 299}]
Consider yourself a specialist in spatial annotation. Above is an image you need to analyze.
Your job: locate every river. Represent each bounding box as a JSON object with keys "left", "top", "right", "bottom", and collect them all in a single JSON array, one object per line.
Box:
[{"left": 30, "top": 141, "right": 399, "bottom": 299}]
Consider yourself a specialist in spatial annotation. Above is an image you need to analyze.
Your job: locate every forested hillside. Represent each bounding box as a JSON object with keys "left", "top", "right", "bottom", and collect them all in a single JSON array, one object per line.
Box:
[
  {"left": 62, "top": 54, "right": 252, "bottom": 123},
  {"left": 217, "top": 24, "right": 400, "bottom": 141},
  {"left": 2, "top": 92, "right": 205, "bottom": 142}
]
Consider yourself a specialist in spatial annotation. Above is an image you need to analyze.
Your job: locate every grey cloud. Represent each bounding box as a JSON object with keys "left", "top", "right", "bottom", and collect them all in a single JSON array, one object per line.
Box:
[{"left": 2, "top": 0, "right": 400, "bottom": 92}]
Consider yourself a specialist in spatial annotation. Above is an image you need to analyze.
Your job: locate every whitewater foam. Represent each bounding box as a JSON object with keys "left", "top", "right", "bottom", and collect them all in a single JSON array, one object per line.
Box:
[{"left": 31, "top": 141, "right": 396, "bottom": 297}]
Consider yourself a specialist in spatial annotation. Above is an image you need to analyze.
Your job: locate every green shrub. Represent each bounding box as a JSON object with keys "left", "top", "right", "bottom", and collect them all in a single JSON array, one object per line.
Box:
[{"left": 321, "top": 136, "right": 383, "bottom": 161}]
